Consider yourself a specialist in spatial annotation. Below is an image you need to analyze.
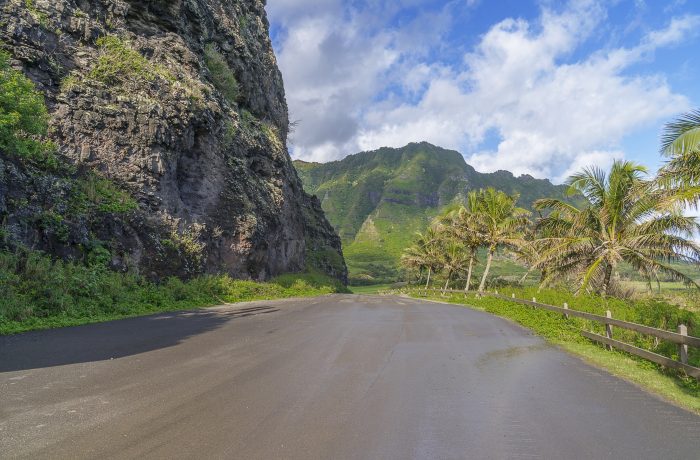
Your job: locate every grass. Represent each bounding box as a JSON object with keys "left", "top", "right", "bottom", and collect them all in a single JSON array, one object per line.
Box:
[
  {"left": 89, "top": 35, "right": 174, "bottom": 87},
  {"left": 399, "top": 286, "right": 700, "bottom": 413},
  {"left": 350, "top": 283, "right": 394, "bottom": 294},
  {"left": 0, "top": 249, "right": 347, "bottom": 335},
  {"left": 622, "top": 280, "right": 691, "bottom": 292},
  {"left": 72, "top": 174, "right": 138, "bottom": 214},
  {"left": 204, "top": 43, "right": 239, "bottom": 105}
]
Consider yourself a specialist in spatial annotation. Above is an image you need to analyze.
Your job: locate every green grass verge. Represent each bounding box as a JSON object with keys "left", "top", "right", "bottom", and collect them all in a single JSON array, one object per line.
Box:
[
  {"left": 0, "top": 249, "right": 348, "bottom": 335},
  {"left": 349, "top": 284, "right": 394, "bottom": 294},
  {"left": 401, "top": 287, "right": 700, "bottom": 414}
]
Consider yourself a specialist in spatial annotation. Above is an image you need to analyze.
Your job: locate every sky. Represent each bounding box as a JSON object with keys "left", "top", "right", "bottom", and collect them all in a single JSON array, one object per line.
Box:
[{"left": 265, "top": 0, "right": 700, "bottom": 183}]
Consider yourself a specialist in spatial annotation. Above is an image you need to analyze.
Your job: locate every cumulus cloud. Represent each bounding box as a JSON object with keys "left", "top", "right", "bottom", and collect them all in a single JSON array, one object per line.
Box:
[{"left": 267, "top": 1, "right": 698, "bottom": 179}]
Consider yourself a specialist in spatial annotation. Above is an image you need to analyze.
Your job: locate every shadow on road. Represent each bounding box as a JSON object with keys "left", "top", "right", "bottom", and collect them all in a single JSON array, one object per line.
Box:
[{"left": 0, "top": 306, "right": 278, "bottom": 373}]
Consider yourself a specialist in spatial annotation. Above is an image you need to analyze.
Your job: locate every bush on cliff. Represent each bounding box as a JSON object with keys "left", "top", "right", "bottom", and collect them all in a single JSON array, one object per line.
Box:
[{"left": 0, "top": 48, "right": 56, "bottom": 167}]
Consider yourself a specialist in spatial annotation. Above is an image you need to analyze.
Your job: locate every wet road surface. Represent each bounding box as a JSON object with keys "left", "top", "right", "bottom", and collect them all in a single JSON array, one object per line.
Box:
[{"left": 1, "top": 295, "right": 699, "bottom": 459}]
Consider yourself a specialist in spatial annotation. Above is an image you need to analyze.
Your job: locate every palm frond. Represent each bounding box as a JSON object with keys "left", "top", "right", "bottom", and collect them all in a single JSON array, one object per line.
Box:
[{"left": 661, "top": 109, "right": 700, "bottom": 156}]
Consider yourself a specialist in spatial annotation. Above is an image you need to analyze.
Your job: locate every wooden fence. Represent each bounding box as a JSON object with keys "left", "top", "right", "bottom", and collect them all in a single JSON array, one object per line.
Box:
[{"left": 413, "top": 288, "right": 700, "bottom": 379}]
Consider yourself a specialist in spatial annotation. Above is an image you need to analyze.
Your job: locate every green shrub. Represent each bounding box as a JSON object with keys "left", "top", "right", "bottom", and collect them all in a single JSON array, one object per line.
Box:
[
  {"left": 75, "top": 174, "right": 138, "bottom": 213},
  {"left": 203, "top": 44, "right": 239, "bottom": 104},
  {"left": 0, "top": 248, "right": 345, "bottom": 334},
  {"left": 305, "top": 245, "right": 346, "bottom": 278},
  {"left": 38, "top": 211, "right": 69, "bottom": 242},
  {"left": 90, "top": 36, "right": 173, "bottom": 86},
  {"left": 0, "top": 48, "right": 57, "bottom": 166},
  {"left": 24, "top": 0, "right": 51, "bottom": 29},
  {"left": 222, "top": 118, "right": 237, "bottom": 147},
  {"left": 60, "top": 73, "right": 80, "bottom": 92},
  {"left": 261, "top": 123, "right": 283, "bottom": 150}
]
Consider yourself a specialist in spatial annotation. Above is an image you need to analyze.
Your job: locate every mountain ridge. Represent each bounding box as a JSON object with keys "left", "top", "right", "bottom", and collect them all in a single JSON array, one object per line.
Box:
[{"left": 294, "top": 142, "right": 570, "bottom": 284}]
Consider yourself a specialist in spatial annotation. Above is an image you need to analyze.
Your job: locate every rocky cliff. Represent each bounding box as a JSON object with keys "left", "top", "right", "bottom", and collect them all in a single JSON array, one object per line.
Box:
[{"left": 0, "top": 0, "right": 346, "bottom": 282}]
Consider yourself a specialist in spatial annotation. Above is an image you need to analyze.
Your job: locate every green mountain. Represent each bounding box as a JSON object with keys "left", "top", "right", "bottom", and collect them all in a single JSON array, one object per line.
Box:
[{"left": 294, "top": 142, "right": 571, "bottom": 285}]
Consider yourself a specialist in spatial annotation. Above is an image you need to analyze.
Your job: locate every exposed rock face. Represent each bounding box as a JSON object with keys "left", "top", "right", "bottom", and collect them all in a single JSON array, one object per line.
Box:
[{"left": 0, "top": 0, "right": 347, "bottom": 282}]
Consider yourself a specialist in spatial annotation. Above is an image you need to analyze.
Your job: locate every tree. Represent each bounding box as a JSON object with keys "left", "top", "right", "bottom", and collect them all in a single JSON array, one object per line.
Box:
[
  {"left": 400, "top": 227, "right": 442, "bottom": 288},
  {"left": 657, "top": 109, "right": 700, "bottom": 207},
  {"left": 433, "top": 229, "right": 469, "bottom": 293},
  {"left": 437, "top": 191, "right": 486, "bottom": 291},
  {"left": 513, "top": 225, "right": 543, "bottom": 285},
  {"left": 472, "top": 188, "right": 530, "bottom": 292},
  {"left": 534, "top": 160, "right": 700, "bottom": 296}
]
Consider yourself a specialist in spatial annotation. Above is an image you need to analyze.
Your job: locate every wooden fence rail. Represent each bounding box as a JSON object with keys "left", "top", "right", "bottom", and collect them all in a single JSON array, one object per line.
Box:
[{"left": 412, "top": 287, "right": 700, "bottom": 379}]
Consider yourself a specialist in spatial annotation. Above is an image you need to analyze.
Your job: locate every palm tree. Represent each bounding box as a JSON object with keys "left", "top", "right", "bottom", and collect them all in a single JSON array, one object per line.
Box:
[
  {"left": 662, "top": 109, "right": 700, "bottom": 159},
  {"left": 401, "top": 227, "right": 442, "bottom": 288},
  {"left": 513, "top": 225, "right": 544, "bottom": 285},
  {"left": 657, "top": 109, "right": 700, "bottom": 206},
  {"left": 438, "top": 191, "right": 486, "bottom": 291},
  {"left": 534, "top": 160, "right": 700, "bottom": 296},
  {"left": 436, "top": 235, "right": 469, "bottom": 293},
  {"left": 473, "top": 188, "right": 531, "bottom": 292}
]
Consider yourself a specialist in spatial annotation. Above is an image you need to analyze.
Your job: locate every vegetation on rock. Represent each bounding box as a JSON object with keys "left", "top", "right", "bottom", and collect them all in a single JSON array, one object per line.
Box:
[
  {"left": 204, "top": 43, "right": 240, "bottom": 105},
  {"left": 74, "top": 174, "right": 138, "bottom": 214},
  {"left": 90, "top": 35, "right": 173, "bottom": 86},
  {"left": 0, "top": 49, "right": 55, "bottom": 167}
]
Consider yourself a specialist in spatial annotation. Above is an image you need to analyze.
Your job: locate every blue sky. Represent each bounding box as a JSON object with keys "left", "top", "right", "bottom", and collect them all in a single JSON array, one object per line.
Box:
[{"left": 266, "top": 0, "right": 700, "bottom": 183}]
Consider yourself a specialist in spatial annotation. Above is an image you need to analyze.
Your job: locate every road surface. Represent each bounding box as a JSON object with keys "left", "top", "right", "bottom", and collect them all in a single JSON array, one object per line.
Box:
[{"left": 1, "top": 295, "right": 699, "bottom": 459}]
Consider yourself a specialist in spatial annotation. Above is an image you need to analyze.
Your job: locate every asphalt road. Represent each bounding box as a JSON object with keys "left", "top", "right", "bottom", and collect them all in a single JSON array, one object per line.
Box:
[{"left": 1, "top": 295, "right": 699, "bottom": 459}]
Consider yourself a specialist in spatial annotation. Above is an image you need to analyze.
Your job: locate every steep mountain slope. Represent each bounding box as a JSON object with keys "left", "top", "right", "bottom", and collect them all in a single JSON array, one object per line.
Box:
[
  {"left": 0, "top": 0, "right": 346, "bottom": 282},
  {"left": 294, "top": 142, "right": 569, "bottom": 284}
]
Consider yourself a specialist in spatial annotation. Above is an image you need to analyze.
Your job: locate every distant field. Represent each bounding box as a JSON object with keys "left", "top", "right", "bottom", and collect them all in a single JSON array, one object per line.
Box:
[
  {"left": 350, "top": 284, "right": 393, "bottom": 294},
  {"left": 621, "top": 280, "right": 692, "bottom": 292}
]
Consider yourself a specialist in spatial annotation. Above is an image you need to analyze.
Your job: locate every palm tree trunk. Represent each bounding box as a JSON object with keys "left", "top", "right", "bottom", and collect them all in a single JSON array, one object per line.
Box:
[
  {"left": 601, "top": 263, "right": 613, "bottom": 297},
  {"left": 464, "top": 255, "right": 474, "bottom": 292},
  {"left": 478, "top": 249, "right": 494, "bottom": 292},
  {"left": 519, "top": 267, "right": 533, "bottom": 285},
  {"left": 425, "top": 267, "right": 432, "bottom": 289},
  {"left": 442, "top": 270, "right": 452, "bottom": 294}
]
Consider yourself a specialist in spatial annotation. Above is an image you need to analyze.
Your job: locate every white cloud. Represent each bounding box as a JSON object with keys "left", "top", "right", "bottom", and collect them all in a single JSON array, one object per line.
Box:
[
  {"left": 556, "top": 150, "right": 626, "bottom": 183},
  {"left": 270, "top": 5, "right": 400, "bottom": 161},
  {"left": 644, "top": 14, "right": 700, "bottom": 48},
  {"left": 268, "top": 1, "right": 698, "bottom": 179}
]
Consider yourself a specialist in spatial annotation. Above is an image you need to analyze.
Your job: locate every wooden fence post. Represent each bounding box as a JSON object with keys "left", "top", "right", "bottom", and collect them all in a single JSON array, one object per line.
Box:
[
  {"left": 563, "top": 302, "right": 569, "bottom": 320},
  {"left": 679, "top": 324, "right": 689, "bottom": 365},
  {"left": 605, "top": 310, "right": 613, "bottom": 350}
]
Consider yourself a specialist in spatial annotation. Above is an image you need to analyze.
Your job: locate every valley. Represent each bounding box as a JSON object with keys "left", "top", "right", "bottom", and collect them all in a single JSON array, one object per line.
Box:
[{"left": 295, "top": 142, "right": 573, "bottom": 285}]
